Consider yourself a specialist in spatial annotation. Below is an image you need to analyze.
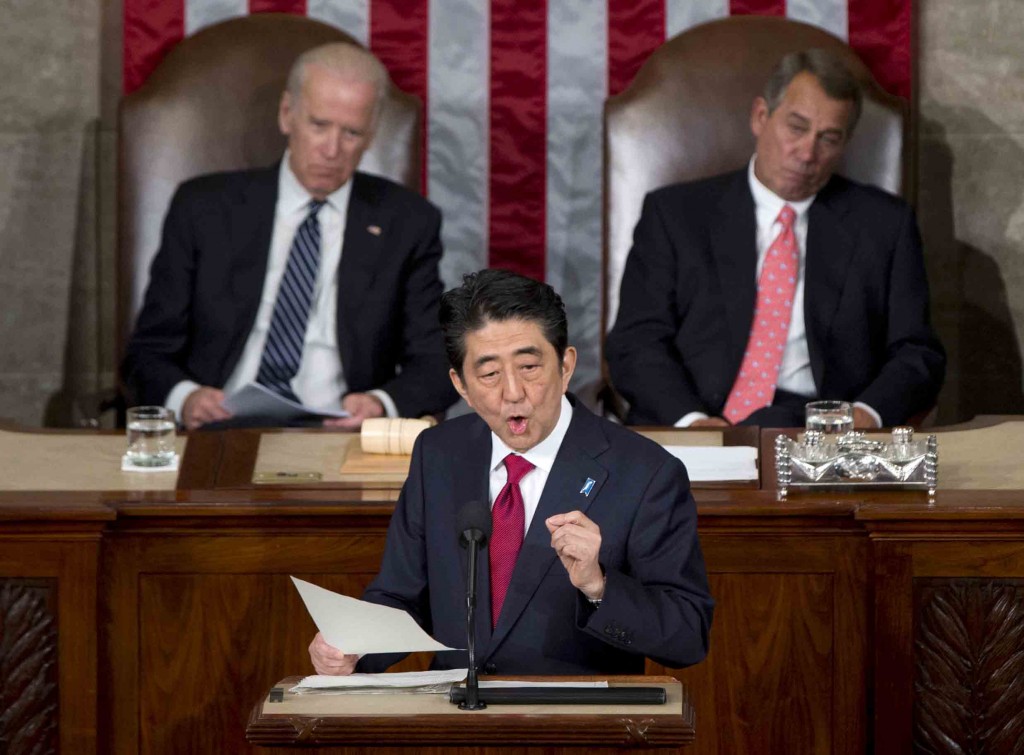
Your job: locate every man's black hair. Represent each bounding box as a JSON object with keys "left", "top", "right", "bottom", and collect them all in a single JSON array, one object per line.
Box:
[{"left": 440, "top": 268, "right": 568, "bottom": 377}]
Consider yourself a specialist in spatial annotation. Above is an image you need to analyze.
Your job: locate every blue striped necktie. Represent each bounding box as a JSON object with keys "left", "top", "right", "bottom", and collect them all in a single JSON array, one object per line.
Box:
[{"left": 256, "top": 199, "right": 326, "bottom": 401}]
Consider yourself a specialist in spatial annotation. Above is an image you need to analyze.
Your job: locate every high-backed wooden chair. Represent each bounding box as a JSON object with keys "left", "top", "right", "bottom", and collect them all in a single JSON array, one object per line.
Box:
[
  {"left": 118, "top": 13, "right": 422, "bottom": 356},
  {"left": 602, "top": 15, "right": 909, "bottom": 411}
]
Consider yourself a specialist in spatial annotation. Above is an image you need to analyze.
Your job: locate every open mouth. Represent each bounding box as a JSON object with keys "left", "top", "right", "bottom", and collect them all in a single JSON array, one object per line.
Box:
[{"left": 507, "top": 416, "right": 529, "bottom": 435}]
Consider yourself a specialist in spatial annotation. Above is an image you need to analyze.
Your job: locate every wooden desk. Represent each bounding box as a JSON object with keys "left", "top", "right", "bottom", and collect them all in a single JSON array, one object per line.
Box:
[
  {"left": 1, "top": 421, "right": 1023, "bottom": 754},
  {"left": 247, "top": 675, "right": 693, "bottom": 751}
]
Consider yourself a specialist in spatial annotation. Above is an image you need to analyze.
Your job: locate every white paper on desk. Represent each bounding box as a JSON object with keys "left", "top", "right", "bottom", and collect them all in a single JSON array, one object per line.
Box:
[
  {"left": 294, "top": 669, "right": 467, "bottom": 691},
  {"left": 222, "top": 382, "right": 349, "bottom": 421},
  {"left": 662, "top": 446, "right": 759, "bottom": 482},
  {"left": 478, "top": 680, "right": 608, "bottom": 688},
  {"left": 291, "top": 577, "right": 458, "bottom": 655}
]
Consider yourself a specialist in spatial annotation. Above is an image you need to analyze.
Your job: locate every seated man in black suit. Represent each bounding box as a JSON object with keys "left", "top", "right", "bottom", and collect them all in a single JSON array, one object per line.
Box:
[
  {"left": 122, "top": 43, "right": 456, "bottom": 430},
  {"left": 309, "top": 269, "right": 713, "bottom": 676},
  {"left": 606, "top": 49, "right": 945, "bottom": 429}
]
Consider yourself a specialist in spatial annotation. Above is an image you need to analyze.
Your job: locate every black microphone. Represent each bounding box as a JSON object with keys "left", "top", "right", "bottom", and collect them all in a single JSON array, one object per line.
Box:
[
  {"left": 455, "top": 499, "right": 491, "bottom": 710},
  {"left": 457, "top": 498, "right": 492, "bottom": 549}
]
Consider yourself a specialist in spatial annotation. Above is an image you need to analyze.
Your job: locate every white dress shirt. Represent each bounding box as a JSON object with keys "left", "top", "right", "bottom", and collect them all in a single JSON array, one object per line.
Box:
[
  {"left": 676, "top": 156, "right": 880, "bottom": 427},
  {"left": 488, "top": 395, "right": 573, "bottom": 534},
  {"left": 165, "top": 155, "right": 397, "bottom": 420}
]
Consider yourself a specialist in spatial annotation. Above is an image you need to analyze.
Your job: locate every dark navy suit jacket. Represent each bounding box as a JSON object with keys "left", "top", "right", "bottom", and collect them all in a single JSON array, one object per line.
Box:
[
  {"left": 122, "top": 164, "right": 457, "bottom": 418},
  {"left": 606, "top": 170, "right": 946, "bottom": 426},
  {"left": 359, "top": 397, "right": 714, "bottom": 675}
]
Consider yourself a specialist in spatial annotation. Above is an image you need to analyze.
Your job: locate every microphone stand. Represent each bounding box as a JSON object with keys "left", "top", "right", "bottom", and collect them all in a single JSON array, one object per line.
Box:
[
  {"left": 460, "top": 536, "right": 486, "bottom": 710},
  {"left": 449, "top": 508, "right": 665, "bottom": 709}
]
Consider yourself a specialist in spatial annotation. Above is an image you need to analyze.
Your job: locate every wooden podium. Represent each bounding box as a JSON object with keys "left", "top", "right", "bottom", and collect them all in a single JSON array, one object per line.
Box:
[{"left": 246, "top": 675, "right": 694, "bottom": 752}]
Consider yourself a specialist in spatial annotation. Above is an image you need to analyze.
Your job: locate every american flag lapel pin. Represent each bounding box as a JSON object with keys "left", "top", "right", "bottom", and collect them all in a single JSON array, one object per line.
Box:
[
  {"left": 580, "top": 478, "right": 596, "bottom": 497},
  {"left": 367, "top": 224, "right": 382, "bottom": 236}
]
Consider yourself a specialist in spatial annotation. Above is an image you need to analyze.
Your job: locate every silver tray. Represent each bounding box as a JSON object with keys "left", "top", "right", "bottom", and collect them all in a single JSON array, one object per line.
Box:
[{"left": 775, "top": 427, "right": 937, "bottom": 496}]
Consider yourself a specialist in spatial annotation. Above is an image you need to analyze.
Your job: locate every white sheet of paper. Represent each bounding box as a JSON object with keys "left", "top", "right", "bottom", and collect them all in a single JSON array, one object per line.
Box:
[
  {"left": 291, "top": 577, "right": 458, "bottom": 655},
  {"left": 662, "top": 445, "right": 759, "bottom": 481},
  {"left": 294, "top": 669, "right": 467, "bottom": 690},
  {"left": 222, "top": 382, "right": 349, "bottom": 421},
  {"left": 478, "top": 680, "right": 608, "bottom": 688}
]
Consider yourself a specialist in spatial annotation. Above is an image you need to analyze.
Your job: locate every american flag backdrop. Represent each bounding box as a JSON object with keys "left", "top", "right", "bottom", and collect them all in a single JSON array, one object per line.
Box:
[{"left": 123, "top": 0, "right": 913, "bottom": 389}]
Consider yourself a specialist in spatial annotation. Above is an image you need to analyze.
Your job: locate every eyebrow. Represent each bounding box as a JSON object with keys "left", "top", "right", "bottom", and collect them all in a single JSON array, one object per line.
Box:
[
  {"left": 787, "top": 112, "right": 845, "bottom": 139},
  {"left": 472, "top": 346, "right": 544, "bottom": 370}
]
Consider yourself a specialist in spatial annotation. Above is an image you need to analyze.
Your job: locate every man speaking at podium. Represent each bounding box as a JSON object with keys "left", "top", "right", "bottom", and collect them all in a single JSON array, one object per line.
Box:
[{"left": 310, "top": 269, "right": 714, "bottom": 676}]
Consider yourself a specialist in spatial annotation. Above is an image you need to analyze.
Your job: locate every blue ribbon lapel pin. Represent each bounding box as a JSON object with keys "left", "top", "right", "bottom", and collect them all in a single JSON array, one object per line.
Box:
[{"left": 580, "top": 478, "right": 596, "bottom": 497}]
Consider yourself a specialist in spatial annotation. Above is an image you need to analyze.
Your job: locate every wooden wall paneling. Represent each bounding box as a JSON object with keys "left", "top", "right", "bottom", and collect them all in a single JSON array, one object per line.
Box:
[
  {"left": 913, "top": 577, "right": 1024, "bottom": 753},
  {"left": 0, "top": 532, "right": 103, "bottom": 755},
  {"left": 102, "top": 519, "right": 431, "bottom": 754},
  {"left": 913, "top": 539, "right": 1024, "bottom": 577},
  {"left": 871, "top": 540, "right": 914, "bottom": 755},
  {"left": 831, "top": 535, "right": 869, "bottom": 755},
  {"left": 0, "top": 577, "right": 58, "bottom": 754},
  {"left": 910, "top": 539, "right": 1024, "bottom": 754},
  {"left": 651, "top": 531, "right": 868, "bottom": 755}
]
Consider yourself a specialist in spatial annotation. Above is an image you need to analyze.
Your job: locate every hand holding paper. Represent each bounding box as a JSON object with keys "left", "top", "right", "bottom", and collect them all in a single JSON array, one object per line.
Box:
[
  {"left": 223, "top": 383, "right": 350, "bottom": 423},
  {"left": 309, "top": 632, "right": 359, "bottom": 676}
]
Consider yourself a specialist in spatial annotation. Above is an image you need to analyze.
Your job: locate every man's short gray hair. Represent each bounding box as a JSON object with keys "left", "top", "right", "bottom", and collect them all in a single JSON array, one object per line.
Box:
[
  {"left": 763, "top": 48, "right": 863, "bottom": 134},
  {"left": 286, "top": 43, "right": 390, "bottom": 125}
]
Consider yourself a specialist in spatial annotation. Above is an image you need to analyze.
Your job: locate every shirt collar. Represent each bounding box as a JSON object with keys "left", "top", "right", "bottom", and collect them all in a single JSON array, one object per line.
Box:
[
  {"left": 278, "top": 150, "right": 353, "bottom": 216},
  {"left": 489, "top": 394, "right": 574, "bottom": 475},
  {"left": 747, "top": 154, "right": 816, "bottom": 220}
]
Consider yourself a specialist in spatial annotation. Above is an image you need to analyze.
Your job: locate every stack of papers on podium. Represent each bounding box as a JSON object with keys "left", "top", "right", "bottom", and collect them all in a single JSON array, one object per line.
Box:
[
  {"left": 661, "top": 446, "right": 759, "bottom": 482},
  {"left": 293, "top": 669, "right": 467, "bottom": 694}
]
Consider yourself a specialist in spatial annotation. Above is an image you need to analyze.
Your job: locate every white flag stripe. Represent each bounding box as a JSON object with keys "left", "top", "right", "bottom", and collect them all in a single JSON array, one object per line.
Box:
[
  {"left": 185, "top": 0, "right": 245, "bottom": 36},
  {"left": 546, "top": 0, "right": 607, "bottom": 387},
  {"left": 787, "top": 0, "right": 848, "bottom": 42},
  {"left": 666, "top": 0, "right": 729, "bottom": 37},
  {"left": 308, "top": 0, "right": 369, "bottom": 46},
  {"left": 429, "top": 0, "right": 491, "bottom": 288}
]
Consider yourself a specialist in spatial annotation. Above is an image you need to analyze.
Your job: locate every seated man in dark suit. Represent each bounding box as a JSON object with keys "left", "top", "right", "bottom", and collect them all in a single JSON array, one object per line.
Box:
[
  {"left": 606, "top": 49, "right": 945, "bottom": 429},
  {"left": 309, "top": 269, "right": 713, "bottom": 675},
  {"left": 122, "top": 43, "right": 456, "bottom": 430}
]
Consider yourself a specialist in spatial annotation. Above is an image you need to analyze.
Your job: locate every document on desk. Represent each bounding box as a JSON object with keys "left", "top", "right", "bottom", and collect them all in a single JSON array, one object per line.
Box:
[
  {"left": 661, "top": 446, "right": 759, "bottom": 481},
  {"left": 223, "top": 383, "right": 349, "bottom": 421},
  {"left": 291, "top": 577, "right": 458, "bottom": 656},
  {"left": 293, "top": 668, "right": 468, "bottom": 693}
]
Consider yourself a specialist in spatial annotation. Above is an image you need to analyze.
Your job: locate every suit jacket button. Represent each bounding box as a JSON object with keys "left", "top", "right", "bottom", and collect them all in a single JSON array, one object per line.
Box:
[
  {"left": 604, "top": 626, "right": 615, "bottom": 636},
  {"left": 483, "top": 663, "right": 497, "bottom": 675}
]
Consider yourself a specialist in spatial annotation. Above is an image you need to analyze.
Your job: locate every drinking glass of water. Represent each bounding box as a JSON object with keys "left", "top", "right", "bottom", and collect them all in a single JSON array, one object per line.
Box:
[
  {"left": 126, "top": 406, "right": 176, "bottom": 467},
  {"left": 805, "top": 400, "right": 853, "bottom": 436}
]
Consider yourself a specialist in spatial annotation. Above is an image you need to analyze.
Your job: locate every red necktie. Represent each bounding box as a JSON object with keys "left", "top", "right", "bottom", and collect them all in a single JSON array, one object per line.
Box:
[
  {"left": 490, "top": 453, "right": 535, "bottom": 628},
  {"left": 723, "top": 204, "right": 798, "bottom": 424}
]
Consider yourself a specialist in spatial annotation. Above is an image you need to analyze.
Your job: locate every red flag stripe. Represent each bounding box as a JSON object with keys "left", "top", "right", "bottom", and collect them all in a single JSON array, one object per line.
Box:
[
  {"left": 123, "top": 0, "right": 184, "bottom": 93},
  {"left": 730, "top": 1, "right": 786, "bottom": 16},
  {"left": 848, "top": 0, "right": 912, "bottom": 99},
  {"left": 369, "top": 0, "right": 431, "bottom": 194},
  {"left": 488, "top": 0, "right": 547, "bottom": 280},
  {"left": 607, "top": 0, "right": 665, "bottom": 97},
  {"left": 249, "top": 0, "right": 306, "bottom": 13}
]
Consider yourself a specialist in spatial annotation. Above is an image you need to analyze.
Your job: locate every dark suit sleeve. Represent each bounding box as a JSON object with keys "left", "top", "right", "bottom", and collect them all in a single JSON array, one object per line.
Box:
[
  {"left": 606, "top": 193, "right": 710, "bottom": 424},
  {"left": 580, "top": 455, "right": 713, "bottom": 668},
  {"left": 372, "top": 205, "right": 458, "bottom": 417},
  {"left": 356, "top": 435, "right": 432, "bottom": 672},
  {"left": 121, "top": 184, "right": 201, "bottom": 406},
  {"left": 853, "top": 206, "right": 945, "bottom": 424}
]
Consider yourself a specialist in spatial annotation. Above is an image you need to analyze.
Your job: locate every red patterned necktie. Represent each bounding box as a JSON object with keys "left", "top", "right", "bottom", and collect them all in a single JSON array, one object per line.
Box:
[
  {"left": 489, "top": 453, "right": 535, "bottom": 628},
  {"left": 723, "top": 204, "right": 799, "bottom": 424}
]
